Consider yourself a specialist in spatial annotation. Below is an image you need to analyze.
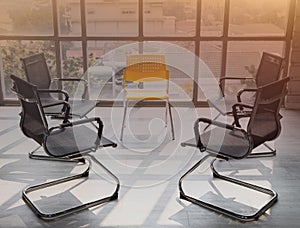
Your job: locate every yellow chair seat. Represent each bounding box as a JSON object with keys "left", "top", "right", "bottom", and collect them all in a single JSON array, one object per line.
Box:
[{"left": 125, "top": 89, "right": 169, "bottom": 100}]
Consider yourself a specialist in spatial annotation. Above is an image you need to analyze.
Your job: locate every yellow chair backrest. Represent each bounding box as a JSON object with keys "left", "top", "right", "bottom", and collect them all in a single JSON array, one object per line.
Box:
[{"left": 124, "top": 55, "right": 169, "bottom": 82}]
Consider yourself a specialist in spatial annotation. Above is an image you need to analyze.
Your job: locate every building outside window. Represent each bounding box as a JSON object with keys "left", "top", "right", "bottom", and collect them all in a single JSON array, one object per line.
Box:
[{"left": 0, "top": 0, "right": 293, "bottom": 105}]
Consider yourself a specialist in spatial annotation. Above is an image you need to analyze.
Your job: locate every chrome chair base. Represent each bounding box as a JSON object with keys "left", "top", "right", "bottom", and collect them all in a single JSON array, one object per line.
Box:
[
  {"left": 23, "top": 148, "right": 120, "bottom": 220},
  {"left": 179, "top": 154, "right": 278, "bottom": 222}
]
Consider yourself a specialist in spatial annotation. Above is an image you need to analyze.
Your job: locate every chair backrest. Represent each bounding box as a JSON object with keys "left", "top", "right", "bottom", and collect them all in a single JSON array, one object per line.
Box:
[
  {"left": 124, "top": 55, "right": 169, "bottom": 83},
  {"left": 255, "top": 52, "right": 284, "bottom": 87},
  {"left": 21, "top": 53, "right": 52, "bottom": 90},
  {"left": 11, "top": 75, "right": 49, "bottom": 145},
  {"left": 247, "top": 77, "right": 290, "bottom": 148}
]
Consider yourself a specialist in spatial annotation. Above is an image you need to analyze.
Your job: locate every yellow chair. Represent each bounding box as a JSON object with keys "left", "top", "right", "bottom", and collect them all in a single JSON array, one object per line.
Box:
[{"left": 120, "top": 54, "right": 175, "bottom": 141}]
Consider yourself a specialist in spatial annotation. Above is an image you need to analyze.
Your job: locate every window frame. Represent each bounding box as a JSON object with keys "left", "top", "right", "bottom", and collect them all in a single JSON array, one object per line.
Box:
[{"left": 0, "top": 0, "right": 296, "bottom": 106}]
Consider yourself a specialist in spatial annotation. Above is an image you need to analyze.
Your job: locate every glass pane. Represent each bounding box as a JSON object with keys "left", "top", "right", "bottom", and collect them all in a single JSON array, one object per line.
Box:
[
  {"left": 198, "top": 41, "right": 222, "bottom": 100},
  {"left": 144, "top": 0, "right": 197, "bottom": 37},
  {"left": 87, "top": 41, "right": 138, "bottom": 100},
  {"left": 0, "top": 40, "right": 56, "bottom": 99},
  {"left": 143, "top": 41, "right": 195, "bottom": 101},
  {"left": 229, "top": 0, "right": 289, "bottom": 36},
  {"left": 85, "top": 0, "right": 138, "bottom": 36},
  {"left": 58, "top": 0, "right": 81, "bottom": 36},
  {"left": 201, "top": 0, "right": 225, "bottom": 36},
  {"left": 60, "top": 41, "right": 84, "bottom": 98},
  {"left": 0, "top": 0, "right": 53, "bottom": 35},
  {"left": 225, "top": 41, "right": 285, "bottom": 97}
]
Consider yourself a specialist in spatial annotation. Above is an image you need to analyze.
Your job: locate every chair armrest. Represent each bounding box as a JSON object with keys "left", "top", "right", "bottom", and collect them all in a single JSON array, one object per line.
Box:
[
  {"left": 59, "top": 117, "right": 104, "bottom": 145},
  {"left": 52, "top": 77, "right": 88, "bottom": 84},
  {"left": 219, "top": 76, "right": 254, "bottom": 84},
  {"left": 237, "top": 88, "right": 258, "bottom": 102},
  {"left": 52, "top": 78, "right": 88, "bottom": 99},
  {"left": 37, "top": 89, "right": 69, "bottom": 101},
  {"left": 219, "top": 77, "right": 254, "bottom": 94},
  {"left": 232, "top": 103, "right": 254, "bottom": 127},
  {"left": 59, "top": 117, "right": 101, "bottom": 127},
  {"left": 194, "top": 117, "right": 238, "bottom": 152}
]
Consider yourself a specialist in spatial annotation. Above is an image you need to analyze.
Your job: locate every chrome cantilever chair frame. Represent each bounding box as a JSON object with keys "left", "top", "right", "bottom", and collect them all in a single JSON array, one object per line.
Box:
[
  {"left": 179, "top": 154, "right": 278, "bottom": 222},
  {"left": 22, "top": 155, "right": 119, "bottom": 220}
]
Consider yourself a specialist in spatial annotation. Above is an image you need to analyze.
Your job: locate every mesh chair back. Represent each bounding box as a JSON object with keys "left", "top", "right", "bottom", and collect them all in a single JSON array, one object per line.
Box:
[
  {"left": 11, "top": 75, "right": 48, "bottom": 145},
  {"left": 21, "top": 53, "right": 52, "bottom": 99},
  {"left": 248, "top": 77, "right": 289, "bottom": 148},
  {"left": 255, "top": 52, "right": 284, "bottom": 87}
]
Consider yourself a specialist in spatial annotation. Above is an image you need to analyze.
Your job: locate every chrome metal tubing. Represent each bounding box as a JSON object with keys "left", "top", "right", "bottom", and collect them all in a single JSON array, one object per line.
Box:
[
  {"left": 178, "top": 154, "right": 278, "bottom": 222},
  {"left": 22, "top": 156, "right": 119, "bottom": 220}
]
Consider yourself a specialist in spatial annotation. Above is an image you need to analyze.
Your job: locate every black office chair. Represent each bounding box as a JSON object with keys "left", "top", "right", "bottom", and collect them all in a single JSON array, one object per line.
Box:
[
  {"left": 21, "top": 53, "right": 97, "bottom": 119},
  {"left": 183, "top": 52, "right": 284, "bottom": 157},
  {"left": 11, "top": 74, "right": 119, "bottom": 220},
  {"left": 209, "top": 52, "right": 284, "bottom": 118},
  {"left": 179, "top": 77, "right": 289, "bottom": 222}
]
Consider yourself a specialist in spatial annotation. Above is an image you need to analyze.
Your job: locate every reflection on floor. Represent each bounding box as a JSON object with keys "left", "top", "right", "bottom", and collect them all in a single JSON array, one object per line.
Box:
[{"left": 0, "top": 106, "right": 300, "bottom": 227}]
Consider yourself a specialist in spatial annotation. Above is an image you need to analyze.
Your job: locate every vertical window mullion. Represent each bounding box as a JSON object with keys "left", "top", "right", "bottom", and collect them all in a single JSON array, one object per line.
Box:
[
  {"left": 81, "top": 0, "right": 88, "bottom": 74},
  {"left": 220, "top": 0, "right": 230, "bottom": 92},
  {"left": 284, "top": 0, "right": 297, "bottom": 77},
  {"left": 52, "top": 0, "right": 63, "bottom": 96},
  {"left": 194, "top": 0, "right": 202, "bottom": 104},
  {"left": 138, "top": 0, "right": 143, "bottom": 53},
  {"left": 0, "top": 53, "right": 4, "bottom": 105}
]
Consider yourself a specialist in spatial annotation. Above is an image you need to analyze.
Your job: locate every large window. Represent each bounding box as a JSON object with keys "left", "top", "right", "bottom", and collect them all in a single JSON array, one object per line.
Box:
[
  {"left": 143, "top": 0, "right": 197, "bottom": 37},
  {"left": 229, "top": 0, "right": 289, "bottom": 37},
  {"left": 0, "top": 0, "right": 294, "bottom": 106},
  {"left": 200, "top": 0, "right": 225, "bottom": 36},
  {"left": 0, "top": 0, "right": 54, "bottom": 36},
  {"left": 85, "top": 0, "right": 138, "bottom": 36}
]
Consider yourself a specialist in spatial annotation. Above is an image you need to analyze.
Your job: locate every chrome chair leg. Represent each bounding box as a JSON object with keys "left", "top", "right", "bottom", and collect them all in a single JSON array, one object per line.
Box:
[
  {"left": 120, "top": 100, "right": 128, "bottom": 141},
  {"left": 179, "top": 155, "right": 278, "bottom": 222},
  {"left": 247, "top": 142, "right": 276, "bottom": 158},
  {"left": 168, "top": 101, "right": 175, "bottom": 140},
  {"left": 22, "top": 157, "right": 120, "bottom": 220},
  {"left": 165, "top": 100, "right": 168, "bottom": 127}
]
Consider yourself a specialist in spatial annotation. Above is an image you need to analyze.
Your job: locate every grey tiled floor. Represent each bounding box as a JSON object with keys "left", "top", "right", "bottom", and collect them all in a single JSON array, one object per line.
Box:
[{"left": 0, "top": 106, "right": 300, "bottom": 227}]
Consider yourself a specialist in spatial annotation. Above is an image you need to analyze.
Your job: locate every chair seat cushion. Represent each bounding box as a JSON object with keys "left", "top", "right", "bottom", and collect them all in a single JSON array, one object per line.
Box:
[
  {"left": 45, "top": 125, "right": 104, "bottom": 157},
  {"left": 201, "top": 127, "right": 251, "bottom": 159},
  {"left": 126, "top": 89, "right": 168, "bottom": 100}
]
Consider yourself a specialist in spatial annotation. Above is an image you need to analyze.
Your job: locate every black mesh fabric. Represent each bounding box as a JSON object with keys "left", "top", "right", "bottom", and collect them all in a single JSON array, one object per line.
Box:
[
  {"left": 22, "top": 53, "right": 96, "bottom": 118},
  {"left": 248, "top": 78, "right": 289, "bottom": 148},
  {"left": 21, "top": 101, "right": 47, "bottom": 145},
  {"left": 201, "top": 77, "right": 289, "bottom": 159},
  {"left": 11, "top": 75, "right": 113, "bottom": 158},
  {"left": 201, "top": 127, "right": 250, "bottom": 159},
  {"left": 209, "top": 52, "right": 283, "bottom": 116},
  {"left": 11, "top": 75, "right": 48, "bottom": 145},
  {"left": 45, "top": 125, "right": 98, "bottom": 157},
  {"left": 21, "top": 53, "right": 64, "bottom": 113},
  {"left": 22, "top": 53, "right": 51, "bottom": 91},
  {"left": 256, "top": 52, "right": 283, "bottom": 87}
]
